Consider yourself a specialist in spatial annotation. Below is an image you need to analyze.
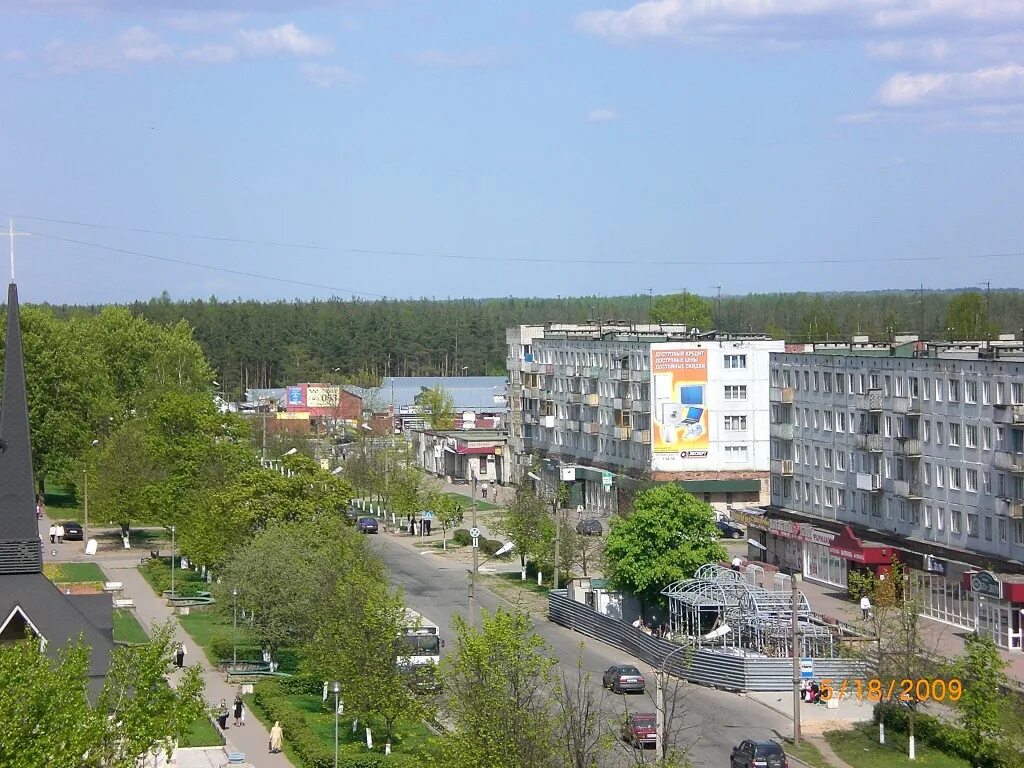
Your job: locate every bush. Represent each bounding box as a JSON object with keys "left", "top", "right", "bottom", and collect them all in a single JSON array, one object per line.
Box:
[
  {"left": 451, "top": 529, "right": 471, "bottom": 546},
  {"left": 479, "top": 538, "right": 502, "bottom": 556}
]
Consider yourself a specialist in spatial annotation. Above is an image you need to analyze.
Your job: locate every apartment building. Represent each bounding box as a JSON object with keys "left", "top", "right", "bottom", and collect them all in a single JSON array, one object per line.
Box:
[
  {"left": 506, "top": 324, "right": 783, "bottom": 516},
  {"left": 760, "top": 336, "right": 1024, "bottom": 652}
]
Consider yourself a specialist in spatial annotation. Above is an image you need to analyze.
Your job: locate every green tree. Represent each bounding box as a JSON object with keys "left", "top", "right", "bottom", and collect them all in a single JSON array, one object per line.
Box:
[
  {"left": 497, "top": 486, "right": 555, "bottom": 581},
  {"left": 415, "top": 384, "right": 456, "bottom": 430},
  {"left": 946, "top": 291, "right": 996, "bottom": 340},
  {"left": 307, "top": 571, "right": 427, "bottom": 751},
  {"left": 0, "top": 624, "right": 205, "bottom": 768},
  {"left": 952, "top": 633, "right": 1008, "bottom": 755},
  {"left": 649, "top": 292, "right": 713, "bottom": 328},
  {"left": 441, "top": 608, "right": 557, "bottom": 768},
  {"left": 603, "top": 484, "right": 726, "bottom": 607},
  {"left": 87, "top": 419, "right": 167, "bottom": 528},
  {"left": 555, "top": 647, "right": 608, "bottom": 768},
  {"left": 426, "top": 491, "right": 462, "bottom": 549}
]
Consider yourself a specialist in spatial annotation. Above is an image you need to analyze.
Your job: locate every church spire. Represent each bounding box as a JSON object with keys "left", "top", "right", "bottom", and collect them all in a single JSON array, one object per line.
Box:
[{"left": 0, "top": 281, "right": 41, "bottom": 573}]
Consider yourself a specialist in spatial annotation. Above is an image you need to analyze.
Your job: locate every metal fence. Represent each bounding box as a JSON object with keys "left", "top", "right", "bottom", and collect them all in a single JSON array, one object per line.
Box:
[{"left": 549, "top": 589, "right": 865, "bottom": 692}]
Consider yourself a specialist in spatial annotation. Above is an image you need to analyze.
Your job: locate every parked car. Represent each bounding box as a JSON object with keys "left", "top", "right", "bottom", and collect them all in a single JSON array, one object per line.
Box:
[
  {"left": 345, "top": 507, "right": 360, "bottom": 523},
  {"left": 576, "top": 518, "right": 603, "bottom": 536},
  {"left": 602, "top": 664, "right": 646, "bottom": 694},
  {"left": 357, "top": 517, "right": 379, "bottom": 534},
  {"left": 621, "top": 713, "right": 657, "bottom": 748},
  {"left": 716, "top": 519, "right": 745, "bottom": 539},
  {"left": 730, "top": 739, "right": 788, "bottom": 768},
  {"left": 61, "top": 521, "right": 84, "bottom": 541}
]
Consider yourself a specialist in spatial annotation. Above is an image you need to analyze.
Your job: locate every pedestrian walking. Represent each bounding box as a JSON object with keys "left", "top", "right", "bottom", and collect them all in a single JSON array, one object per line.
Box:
[
  {"left": 175, "top": 642, "right": 187, "bottom": 668},
  {"left": 731, "top": 557, "right": 742, "bottom": 572},
  {"left": 269, "top": 720, "right": 284, "bottom": 753},
  {"left": 56, "top": 524, "right": 64, "bottom": 544},
  {"left": 233, "top": 693, "right": 244, "bottom": 727},
  {"left": 860, "top": 594, "right": 872, "bottom": 620},
  {"left": 481, "top": 481, "right": 489, "bottom": 500},
  {"left": 217, "top": 699, "right": 230, "bottom": 730},
  {"left": 424, "top": 516, "right": 432, "bottom": 536},
  {"left": 48, "top": 524, "right": 56, "bottom": 544}
]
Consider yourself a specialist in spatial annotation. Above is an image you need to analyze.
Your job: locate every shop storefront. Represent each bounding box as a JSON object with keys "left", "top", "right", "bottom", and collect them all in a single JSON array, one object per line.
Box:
[
  {"left": 730, "top": 510, "right": 844, "bottom": 588},
  {"left": 803, "top": 540, "right": 848, "bottom": 588},
  {"left": 828, "top": 526, "right": 897, "bottom": 582}
]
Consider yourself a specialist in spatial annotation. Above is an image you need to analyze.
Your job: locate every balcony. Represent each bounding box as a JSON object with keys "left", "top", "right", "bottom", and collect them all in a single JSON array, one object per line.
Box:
[
  {"left": 615, "top": 426, "right": 632, "bottom": 440},
  {"left": 631, "top": 399, "right": 650, "bottom": 412},
  {"left": 894, "top": 437, "right": 922, "bottom": 457},
  {"left": 770, "top": 386, "right": 795, "bottom": 404},
  {"left": 770, "top": 423, "right": 794, "bottom": 440},
  {"left": 994, "top": 405, "right": 1024, "bottom": 424},
  {"left": 613, "top": 397, "right": 627, "bottom": 410},
  {"left": 523, "top": 413, "right": 537, "bottom": 425},
  {"left": 893, "top": 479, "right": 923, "bottom": 499},
  {"left": 632, "top": 429, "right": 652, "bottom": 444},
  {"left": 568, "top": 392, "right": 582, "bottom": 404},
  {"left": 854, "top": 433, "right": 884, "bottom": 453},
  {"left": 615, "top": 369, "right": 631, "bottom": 381},
  {"left": 566, "top": 420, "right": 580, "bottom": 431},
  {"left": 856, "top": 390, "right": 883, "bottom": 412},
  {"left": 541, "top": 415, "right": 555, "bottom": 428},
  {"left": 583, "top": 366, "right": 602, "bottom": 379},
  {"left": 631, "top": 369, "right": 651, "bottom": 382},
  {"left": 891, "top": 396, "right": 910, "bottom": 414},
  {"left": 582, "top": 422, "right": 598, "bottom": 435},
  {"left": 856, "top": 472, "right": 882, "bottom": 492},
  {"left": 584, "top": 393, "right": 600, "bottom": 406},
  {"left": 997, "top": 497, "right": 1024, "bottom": 519},
  {"left": 994, "top": 451, "right": 1024, "bottom": 473},
  {"left": 771, "top": 458, "right": 794, "bottom": 476}
]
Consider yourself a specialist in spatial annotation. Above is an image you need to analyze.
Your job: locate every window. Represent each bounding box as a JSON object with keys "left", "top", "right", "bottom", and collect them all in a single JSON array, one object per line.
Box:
[
  {"left": 724, "top": 445, "right": 748, "bottom": 462},
  {"left": 724, "top": 354, "right": 747, "bottom": 369},
  {"left": 949, "top": 423, "right": 960, "bottom": 447},
  {"left": 985, "top": 516, "right": 993, "bottom": 541},
  {"left": 983, "top": 427, "right": 992, "bottom": 450},
  {"left": 813, "top": 372, "right": 819, "bottom": 391},
  {"left": 967, "top": 513, "right": 978, "bottom": 538},
  {"left": 922, "top": 377, "right": 931, "bottom": 400},
  {"left": 936, "top": 464, "right": 943, "bottom": 488},
  {"left": 770, "top": 368, "right": 779, "bottom": 386},
  {"left": 838, "top": 489, "right": 846, "bottom": 509},
  {"left": 884, "top": 416, "right": 892, "bottom": 437},
  {"left": 951, "top": 510, "right": 962, "bottom": 534},
  {"left": 1000, "top": 518, "right": 1008, "bottom": 542},
  {"left": 1014, "top": 382, "right": 1024, "bottom": 404},
  {"left": 836, "top": 374, "right": 846, "bottom": 394},
  {"left": 934, "top": 379, "right": 943, "bottom": 402},
  {"left": 923, "top": 420, "right": 931, "bottom": 442},
  {"left": 965, "top": 380, "right": 977, "bottom": 404},
  {"left": 824, "top": 374, "right": 832, "bottom": 393},
  {"left": 936, "top": 506, "right": 944, "bottom": 531},
  {"left": 813, "top": 485, "right": 821, "bottom": 504},
  {"left": 923, "top": 462, "right": 930, "bottom": 485},
  {"left": 836, "top": 412, "right": 847, "bottom": 432},
  {"left": 966, "top": 425, "right": 977, "bottom": 448},
  {"left": 824, "top": 486, "right": 834, "bottom": 507},
  {"left": 824, "top": 448, "right": 833, "bottom": 469},
  {"left": 949, "top": 466, "right": 961, "bottom": 490},
  {"left": 983, "top": 381, "right": 990, "bottom": 405},
  {"left": 983, "top": 471, "right": 992, "bottom": 494},
  {"left": 823, "top": 410, "right": 833, "bottom": 431},
  {"left": 724, "top": 385, "right": 747, "bottom": 400},
  {"left": 949, "top": 379, "right": 960, "bottom": 402},
  {"left": 724, "top": 415, "right": 748, "bottom": 431},
  {"left": 966, "top": 469, "right": 978, "bottom": 492},
  {"left": 836, "top": 451, "right": 846, "bottom": 471},
  {"left": 924, "top": 505, "right": 932, "bottom": 528},
  {"left": 936, "top": 422, "right": 944, "bottom": 444}
]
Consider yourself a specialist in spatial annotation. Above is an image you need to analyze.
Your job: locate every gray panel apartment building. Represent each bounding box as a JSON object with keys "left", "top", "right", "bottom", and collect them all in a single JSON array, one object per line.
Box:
[
  {"left": 507, "top": 324, "right": 781, "bottom": 517},
  {"left": 760, "top": 337, "right": 1024, "bottom": 652}
]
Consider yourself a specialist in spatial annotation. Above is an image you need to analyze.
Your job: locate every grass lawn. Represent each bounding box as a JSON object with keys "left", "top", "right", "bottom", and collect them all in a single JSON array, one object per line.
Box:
[
  {"left": 113, "top": 608, "right": 149, "bottom": 644},
  {"left": 246, "top": 689, "right": 440, "bottom": 765},
  {"left": 444, "top": 491, "right": 499, "bottom": 511},
  {"left": 782, "top": 737, "right": 830, "bottom": 768},
  {"left": 178, "top": 612, "right": 236, "bottom": 666},
  {"left": 490, "top": 570, "right": 549, "bottom": 595},
  {"left": 44, "top": 562, "right": 107, "bottom": 584},
  {"left": 825, "top": 727, "right": 971, "bottom": 768},
  {"left": 178, "top": 713, "right": 224, "bottom": 748},
  {"left": 97, "top": 528, "right": 166, "bottom": 547}
]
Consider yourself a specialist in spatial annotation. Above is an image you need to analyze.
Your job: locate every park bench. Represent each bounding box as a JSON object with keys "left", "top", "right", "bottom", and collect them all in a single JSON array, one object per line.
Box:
[
  {"left": 113, "top": 597, "right": 134, "bottom": 609},
  {"left": 103, "top": 581, "right": 123, "bottom": 593}
]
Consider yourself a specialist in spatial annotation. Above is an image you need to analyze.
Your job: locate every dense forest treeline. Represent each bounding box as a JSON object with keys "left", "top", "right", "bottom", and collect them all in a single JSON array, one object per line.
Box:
[{"left": 43, "top": 288, "right": 1024, "bottom": 399}]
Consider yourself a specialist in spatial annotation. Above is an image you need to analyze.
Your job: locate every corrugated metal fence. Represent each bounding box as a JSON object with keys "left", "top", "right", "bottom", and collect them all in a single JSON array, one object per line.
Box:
[{"left": 549, "top": 589, "right": 865, "bottom": 692}]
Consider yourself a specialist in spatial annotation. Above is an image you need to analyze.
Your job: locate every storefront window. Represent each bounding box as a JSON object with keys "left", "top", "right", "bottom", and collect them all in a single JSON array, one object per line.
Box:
[{"left": 803, "top": 542, "right": 847, "bottom": 588}]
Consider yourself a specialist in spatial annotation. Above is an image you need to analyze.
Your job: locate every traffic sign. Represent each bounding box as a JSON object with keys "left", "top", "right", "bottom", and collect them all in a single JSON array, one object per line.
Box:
[
  {"left": 472, "top": 537, "right": 479, "bottom": 549},
  {"left": 799, "top": 658, "right": 814, "bottom": 679},
  {"left": 469, "top": 527, "right": 480, "bottom": 539}
]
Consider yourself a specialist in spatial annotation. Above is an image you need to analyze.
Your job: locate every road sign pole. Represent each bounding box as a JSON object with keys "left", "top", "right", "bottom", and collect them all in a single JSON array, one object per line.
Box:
[
  {"left": 469, "top": 476, "right": 479, "bottom": 628},
  {"left": 792, "top": 576, "right": 802, "bottom": 746}
]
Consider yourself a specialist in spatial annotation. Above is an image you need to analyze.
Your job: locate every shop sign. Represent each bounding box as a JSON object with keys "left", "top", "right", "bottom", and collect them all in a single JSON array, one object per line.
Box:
[
  {"left": 730, "top": 511, "right": 834, "bottom": 547},
  {"left": 924, "top": 556, "right": 946, "bottom": 576},
  {"left": 970, "top": 570, "right": 1002, "bottom": 599}
]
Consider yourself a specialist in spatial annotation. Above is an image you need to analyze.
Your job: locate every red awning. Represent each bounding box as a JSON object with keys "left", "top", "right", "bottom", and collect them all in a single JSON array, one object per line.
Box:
[
  {"left": 456, "top": 445, "right": 497, "bottom": 455},
  {"left": 828, "top": 526, "right": 895, "bottom": 565}
]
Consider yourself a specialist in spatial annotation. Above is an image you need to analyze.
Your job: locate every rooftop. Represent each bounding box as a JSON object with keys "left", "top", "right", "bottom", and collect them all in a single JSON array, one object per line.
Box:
[{"left": 521, "top": 323, "right": 774, "bottom": 344}]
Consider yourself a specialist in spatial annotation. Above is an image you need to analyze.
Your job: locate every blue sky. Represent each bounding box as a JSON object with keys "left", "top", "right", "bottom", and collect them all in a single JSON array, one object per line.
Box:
[{"left": 1, "top": 0, "right": 1022, "bottom": 304}]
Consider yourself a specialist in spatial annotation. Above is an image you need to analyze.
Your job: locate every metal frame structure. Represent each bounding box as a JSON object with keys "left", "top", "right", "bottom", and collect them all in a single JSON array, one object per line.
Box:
[{"left": 662, "top": 565, "right": 837, "bottom": 658}]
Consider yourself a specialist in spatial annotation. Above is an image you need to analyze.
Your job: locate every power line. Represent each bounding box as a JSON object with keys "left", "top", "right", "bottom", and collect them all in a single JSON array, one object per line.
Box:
[
  {"left": 29, "top": 231, "right": 396, "bottom": 300},
  {"left": 8, "top": 212, "right": 1024, "bottom": 268}
]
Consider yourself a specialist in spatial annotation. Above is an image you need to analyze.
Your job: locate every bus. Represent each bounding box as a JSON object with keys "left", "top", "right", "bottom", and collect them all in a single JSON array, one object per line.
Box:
[{"left": 397, "top": 609, "right": 442, "bottom": 692}]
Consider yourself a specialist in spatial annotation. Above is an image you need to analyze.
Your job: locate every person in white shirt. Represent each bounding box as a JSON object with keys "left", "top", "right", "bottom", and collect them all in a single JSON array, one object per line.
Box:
[
  {"left": 860, "top": 595, "right": 872, "bottom": 620},
  {"left": 48, "top": 524, "right": 57, "bottom": 544},
  {"left": 56, "top": 524, "right": 65, "bottom": 544}
]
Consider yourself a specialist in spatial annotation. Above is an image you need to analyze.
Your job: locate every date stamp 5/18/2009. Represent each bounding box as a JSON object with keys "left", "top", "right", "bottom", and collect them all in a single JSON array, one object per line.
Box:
[{"left": 819, "top": 678, "right": 962, "bottom": 703}]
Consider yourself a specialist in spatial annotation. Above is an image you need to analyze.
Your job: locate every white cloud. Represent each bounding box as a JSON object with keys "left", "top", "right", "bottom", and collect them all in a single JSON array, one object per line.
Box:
[
  {"left": 878, "top": 63, "right": 1024, "bottom": 106},
  {"left": 182, "top": 44, "right": 238, "bottom": 64},
  {"left": 300, "top": 62, "right": 359, "bottom": 88},
  {"left": 238, "top": 23, "right": 331, "bottom": 58},
  {"left": 163, "top": 12, "right": 244, "bottom": 33},
  {"left": 3, "top": 48, "right": 27, "bottom": 61},
  {"left": 586, "top": 107, "right": 619, "bottom": 123},
  {"left": 406, "top": 47, "right": 501, "bottom": 69},
  {"left": 865, "top": 38, "right": 950, "bottom": 62},
  {"left": 43, "top": 26, "right": 172, "bottom": 74}
]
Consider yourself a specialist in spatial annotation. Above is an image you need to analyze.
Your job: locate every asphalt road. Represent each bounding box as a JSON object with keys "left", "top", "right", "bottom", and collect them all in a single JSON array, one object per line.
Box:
[{"left": 369, "top": 533, "right": 793, "bottom": 768}]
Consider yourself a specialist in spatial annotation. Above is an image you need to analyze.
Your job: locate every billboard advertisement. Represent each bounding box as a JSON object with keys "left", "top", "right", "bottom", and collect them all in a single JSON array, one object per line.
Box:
[
  {"left": 287, "top": 387, "right": 304, "bottom": 407},
  {"left": 306, "top": 385, "right": 340, "bottom": 409},
  {"left": 652, "top": 346, "right": 708, "bottom": 469}
]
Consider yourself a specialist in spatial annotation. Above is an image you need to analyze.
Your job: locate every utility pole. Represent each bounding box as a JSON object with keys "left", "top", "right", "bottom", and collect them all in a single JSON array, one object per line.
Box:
[
  {"left": 714, "top": 285, "right": 722, "bottom": 326},
  {"left": 919, "top": 284, "right": 925, "bottom": 341},
  {"left": 792, "top": 576, "right": 802, "bottom": 746},
  {"left": 468, "top": 475, "right": 479, "bottom": 627},
  {"left": 552, "top": 492, "right": 561, "bottom": 591}
]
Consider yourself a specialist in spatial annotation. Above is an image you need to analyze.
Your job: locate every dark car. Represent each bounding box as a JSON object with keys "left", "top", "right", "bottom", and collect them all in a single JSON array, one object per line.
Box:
[
  {"left": 602, "top": 664, "right": 646, "bottom": 694},
  {"left": 357, "top": 517, "right": 379, "bottom": 534},
  {"left": 61, "top": 521, "right": 84, "bottom": 541},
  {"left": 731, "top": 739, "right": 788, "bottom": 768},
  {"left": 717, "top": 519, "right": 745, "bottom": 539},
  {"left": 576, "top": 518, "right": 603, "bottom": 536},
  {"left": 621, "top": 713, "right": 657, "bottom": 748},
  {"left": 345, "top": 506, "right": 361, "bottom": 523}
]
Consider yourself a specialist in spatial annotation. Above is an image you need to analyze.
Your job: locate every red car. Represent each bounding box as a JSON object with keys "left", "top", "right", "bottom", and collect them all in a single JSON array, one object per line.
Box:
[{"left": 621, "top": 713, "right": 657, "bottom": 748}]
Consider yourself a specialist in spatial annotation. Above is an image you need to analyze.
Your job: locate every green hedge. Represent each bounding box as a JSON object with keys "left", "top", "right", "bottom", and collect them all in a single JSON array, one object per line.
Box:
[
  {"left": 451, "top": 529, "right": 471, "bottom": 546},
  {"left": 874, "top": 703, "right": 1024, "bottom": 768},
  {"left": 478, "top": 539, "right": 502, "bottom": 556},
  {"left": 252, "top": 680, "right": 420, "bottom": 768}
]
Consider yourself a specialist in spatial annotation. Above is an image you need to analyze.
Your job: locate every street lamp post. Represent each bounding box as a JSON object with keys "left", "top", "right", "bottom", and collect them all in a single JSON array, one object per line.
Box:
[
  {"left": 83, "top": 438, "right": 100, "bottom": 552},
  {"left": 655, "top": 624, "right": 731, "bottom": 757},
  {"left": 467, "top": 539, "right": 515, "bottom": 628},
  {"left": 232, "top": 588, "right": 239, "bottom": 669},
  {"left": 169, "top": 525, "right": 176, "bottom": 597},
  {"left": 332, "top": 680, "right": 341, "bottom": 768}
]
